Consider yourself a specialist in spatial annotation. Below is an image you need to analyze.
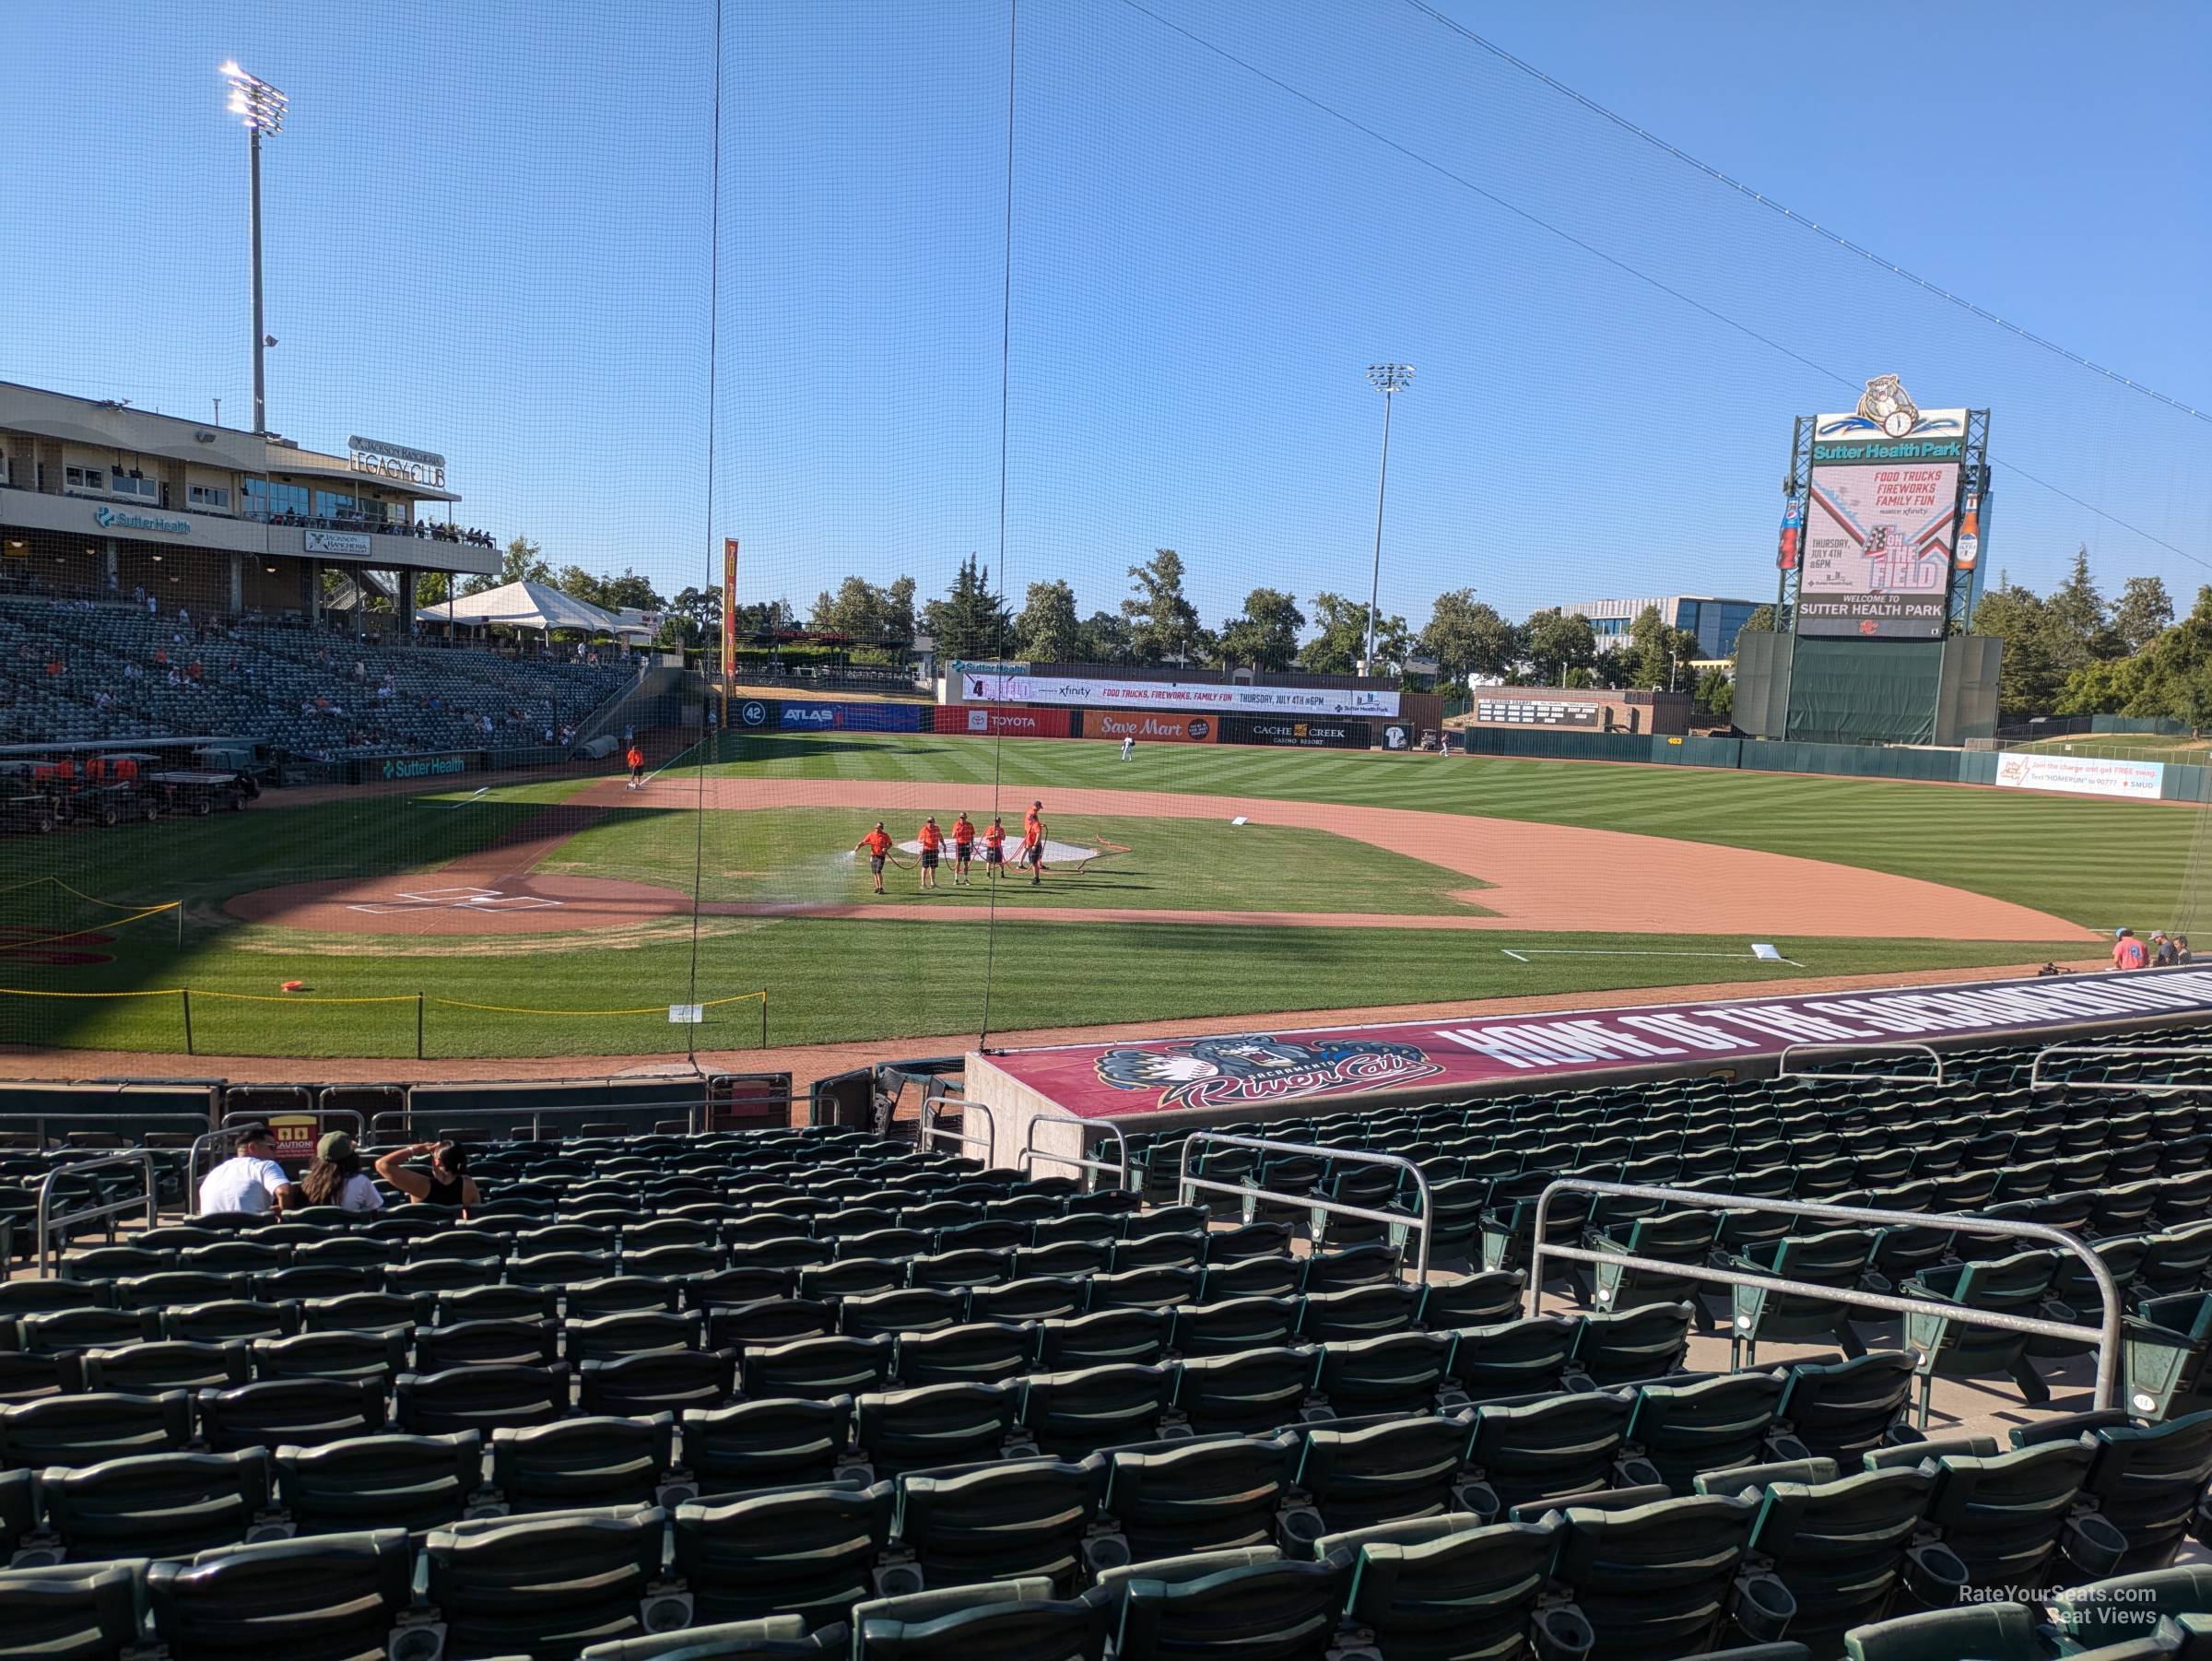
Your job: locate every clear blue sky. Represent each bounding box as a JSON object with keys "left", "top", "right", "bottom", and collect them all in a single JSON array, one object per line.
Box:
[{"left": 4, "top": 1, "right": 2205, "bottom": 635}]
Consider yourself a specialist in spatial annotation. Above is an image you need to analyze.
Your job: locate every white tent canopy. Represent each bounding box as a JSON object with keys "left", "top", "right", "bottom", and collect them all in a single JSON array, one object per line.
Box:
[{"left": 418, "top": 580, "right": 655, "bottom": 640}]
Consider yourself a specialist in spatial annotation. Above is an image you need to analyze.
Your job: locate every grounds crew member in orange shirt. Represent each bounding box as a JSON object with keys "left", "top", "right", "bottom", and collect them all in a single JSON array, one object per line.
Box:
[
  {"left": 856, "top": 822, "right": 894, "bottom": 894},
  {"left": 982, "top": 816, "right": 1006, "bottom": 880},
  {"left": 950, "top": 812, "right": 976, "bottom": 885},
  {"left": 1022, "top": 801, "right": 1047, "bottom": 885},
  {"left": 625, "top": 744, "right": 646, "bottom": 789},
  {"left": 916, "top": 816, "right": 945, "bottom": 890}
]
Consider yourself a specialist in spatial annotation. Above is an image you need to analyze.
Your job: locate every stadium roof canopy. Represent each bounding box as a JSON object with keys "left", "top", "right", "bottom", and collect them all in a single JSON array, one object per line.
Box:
[{"left": 418, "top": 579, "right": 654, "bottom": 639}]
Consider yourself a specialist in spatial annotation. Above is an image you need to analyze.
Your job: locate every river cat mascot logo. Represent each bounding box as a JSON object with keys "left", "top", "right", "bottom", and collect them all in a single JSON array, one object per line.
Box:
[
  {"left": 1094, "top": 1032, "right": 1443, "bottom": 1110},
  {"left": 1856, "top": 374, "right": 1922, "bottom": 439}
]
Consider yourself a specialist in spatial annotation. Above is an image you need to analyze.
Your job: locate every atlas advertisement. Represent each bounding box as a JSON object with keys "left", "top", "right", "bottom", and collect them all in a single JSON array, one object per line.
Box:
[
  {"left": 983, "top": 967, "right": 2212, "bottom": 1120},
  {"left": 954, "top": 665, "right": 1399, "bottom": 719},
  {"left": 1797, "top": 378, "right": 1974, "bottom": 640}
]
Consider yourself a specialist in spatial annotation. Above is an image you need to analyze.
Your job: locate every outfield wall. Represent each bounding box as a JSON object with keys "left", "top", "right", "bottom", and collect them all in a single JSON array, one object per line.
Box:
[{"left": 1460, "top": 724, "right": 2212, "bottom": 803}]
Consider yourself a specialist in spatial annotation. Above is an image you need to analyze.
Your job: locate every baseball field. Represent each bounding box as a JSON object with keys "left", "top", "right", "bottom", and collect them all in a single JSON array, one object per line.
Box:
[{"left": 0, "top": 728, "right": 2183, "bottom": 1062}]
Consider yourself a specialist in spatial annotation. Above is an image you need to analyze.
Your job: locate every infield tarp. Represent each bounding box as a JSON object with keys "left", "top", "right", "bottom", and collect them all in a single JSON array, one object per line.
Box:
[{"left": 980, "top": 966, "right": 2212, "bottom": 1119}]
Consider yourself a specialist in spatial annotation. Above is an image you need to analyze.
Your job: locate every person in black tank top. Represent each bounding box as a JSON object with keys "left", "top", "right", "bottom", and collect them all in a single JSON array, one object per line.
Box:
[{"left": 374, "top": 1139, "right": 478, "bottom": 1214}]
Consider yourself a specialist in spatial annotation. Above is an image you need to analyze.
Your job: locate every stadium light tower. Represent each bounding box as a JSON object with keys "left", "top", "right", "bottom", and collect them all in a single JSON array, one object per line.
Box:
[
  {"left": 220, "top": 62, "right": 287, "bottom": 436},
  {"left": 1363, "top": 362, "right": 1414, "bottom": 676}
]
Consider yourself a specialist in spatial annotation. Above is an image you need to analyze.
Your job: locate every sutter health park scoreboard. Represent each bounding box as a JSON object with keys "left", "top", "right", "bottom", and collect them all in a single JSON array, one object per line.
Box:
[{"left": 1799, "top": 406, "right": 1975, "bottom": 639}]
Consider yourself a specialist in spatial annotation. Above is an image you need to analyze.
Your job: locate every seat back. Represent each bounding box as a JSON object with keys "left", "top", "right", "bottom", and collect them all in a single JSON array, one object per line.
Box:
[
  {"left": 1466, "top": 1391, "right": 1634, "bottom": 1518},
  {"left": 1339, "top": 1516, "right": 1557, "bottom": 1661},
  {"left": 273, "top": 1431, "right": 483, "bottom": 1536},
  {"left": 393, "top": 1362, "right": 570, "bottom": 1436},
  {"left": 424, "top": 1504, "right": 673, "bottom": 1659},
  {"left": 1626, "top": 1371, "right": 1787, "bottom": 1494},
  {"left": 145, "top": 1526, "right": 416, "bottom": 1660},
  {"left": 672, "top": 1482, "right": 896, "bottom": 1631},
  {"left": 1105, "top": 1433, "right": 1299, "bottom": 1561},
  {"left": 682, "top": 1397, "right": 853, "bottom": 1498},
  {"left": 492, "top": 1414, "right": 676, "bottom": 1512},
  {"left": 43, "top": 1449, "right": 272, "bottom": 1561},
  {"left": 852, "top": 1383, "right": 1018, "bottom": 1476},
  {"left": 1295, "top": 1412, "right": 1473, "bottom": 1532},
  {"left": 896, "top": 1456, "right": 1109, "bottom": 1591},
  {"left": 1548, "top": 1493, "right": 1758, "bottom": 1660},
  {"left": 1103, "top": 1547, "right": 1352, "bottom": 1661}
]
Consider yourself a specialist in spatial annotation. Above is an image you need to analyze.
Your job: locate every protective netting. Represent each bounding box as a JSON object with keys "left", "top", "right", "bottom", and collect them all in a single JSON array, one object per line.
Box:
[{"left": 1, "top": 3, "right": 2203, "bottom": 1065}]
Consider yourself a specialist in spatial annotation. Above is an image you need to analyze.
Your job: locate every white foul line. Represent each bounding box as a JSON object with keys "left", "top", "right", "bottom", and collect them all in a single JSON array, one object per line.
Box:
[{"left": 1500, "top": 948, "right": 1806, "bottom": 968}]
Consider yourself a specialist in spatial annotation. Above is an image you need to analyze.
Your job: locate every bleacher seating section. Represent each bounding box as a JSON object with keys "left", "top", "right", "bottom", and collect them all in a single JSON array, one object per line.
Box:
[
  {"left": 0, "top": 1033, "right": 2210, "bottom": 1655},
  {"left": 0, "top": 597, "right": 635, "bottom": 756}
]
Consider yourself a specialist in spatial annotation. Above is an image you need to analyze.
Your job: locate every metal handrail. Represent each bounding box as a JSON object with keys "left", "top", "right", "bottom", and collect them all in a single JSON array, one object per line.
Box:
[
  {"left": 35, "top": 1150, "right": 157, "bottom": 1277},
  {"left": 1019, "top": 1116, "right": 1131, "bottom": 1192},
  {"left": 1525, "top": 1177, "right": 2124, "bottom": 1414},
  {"left": 918, "top": 1093, "right": 994, "bottom": 1162},
  {"left": 185, "top": 1108, "right": 370, "bottom": 1201},
  {"left": 1176, "top": 1131, "right": 1435, "bottom": 1285},
  {"left": 322, "top": 1084, "right": 406, "bottom": 1119},
  {"left": 1778, "top": 1043, "right": 1946, "bottom": 1085},
  {"left": 2030, "top": 1043, "right": 2212, "bottom": 1096}
]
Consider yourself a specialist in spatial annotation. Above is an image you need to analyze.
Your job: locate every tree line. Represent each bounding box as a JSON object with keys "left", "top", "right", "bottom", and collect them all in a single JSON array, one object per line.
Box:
[{"left": 1970, "top": 549, "right": 2188, "bottom": 722}]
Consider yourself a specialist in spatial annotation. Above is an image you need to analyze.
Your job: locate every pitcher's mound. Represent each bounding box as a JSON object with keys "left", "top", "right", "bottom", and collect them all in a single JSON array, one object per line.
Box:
[{"left": 227, "top": 874, "right": 696, "bottom": 936}]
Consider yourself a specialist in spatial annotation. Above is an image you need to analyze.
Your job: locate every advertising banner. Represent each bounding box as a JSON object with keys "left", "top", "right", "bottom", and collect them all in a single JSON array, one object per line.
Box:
[
  {"left": 303, "top": 530, "right": 373, "bottom": 556},
  {"left": 1084, "top": 710, "right": 1218, "bottom": 744},
  {"left": 776, "top": 701, "right": 924, "bottom": 734},
  {"left": 366, "top": 752, "right": 476, "bottom": 783},
  {"left": 1994, "top": 751, "right": 2165, "bottom": 800},
  {"left": 953, "top": 665, "right": 1398, "bottom": 719},
  {"left": 932, "top": 704, "right": 1073, "bottom": 738},
  {"left": 721, "top": 538, "right": 739, "bottom": 693},
  {"left": 1218, "top": 715, "right": 1371, "bottom": 749},
  {"left": 1798, "top": 384, "right": 1969, "bottom": 639},
  {"left": 985, "top": 967, "right": 2212, "bottom": 1121}
]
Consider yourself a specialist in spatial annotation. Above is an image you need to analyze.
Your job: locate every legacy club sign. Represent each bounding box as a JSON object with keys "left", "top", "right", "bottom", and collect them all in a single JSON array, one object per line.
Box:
[
  {"left": 981, "top": 967, "right": 2212, "bottom": 1119},
  {"left": 348, "top": 436, "right": 447, "bottom": 489},
  {"left": 954, "top": 664, "right": 1399, "bottom": 719}
]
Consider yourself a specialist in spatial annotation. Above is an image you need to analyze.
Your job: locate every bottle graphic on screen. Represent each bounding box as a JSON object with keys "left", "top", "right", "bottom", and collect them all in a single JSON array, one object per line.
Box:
[
  {"left": 1776, "top": 498, "right": 1802, "bottom": 571},
  {"left": 1955, "top": 495, "right": 1981, "bottom": 569}
]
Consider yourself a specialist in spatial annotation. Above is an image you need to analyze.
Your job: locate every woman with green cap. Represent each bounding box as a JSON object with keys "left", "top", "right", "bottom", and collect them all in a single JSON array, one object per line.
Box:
[{"left": 298, "top": 1131, "right": 383, "bottom": 1214}]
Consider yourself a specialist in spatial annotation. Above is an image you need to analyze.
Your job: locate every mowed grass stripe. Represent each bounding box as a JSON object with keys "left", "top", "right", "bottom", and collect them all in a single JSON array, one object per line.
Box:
[{"left": 697, "top": 734, "right": 2202, "bottom": 928}]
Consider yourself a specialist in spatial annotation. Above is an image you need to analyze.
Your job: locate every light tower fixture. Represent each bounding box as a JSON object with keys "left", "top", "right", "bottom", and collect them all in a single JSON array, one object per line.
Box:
[
  {"left": 1363, "top": 361, "right": 1415, "bottom": 676},
  {"left": 219, "top": 62, "right": 288, "bottom": 435}
]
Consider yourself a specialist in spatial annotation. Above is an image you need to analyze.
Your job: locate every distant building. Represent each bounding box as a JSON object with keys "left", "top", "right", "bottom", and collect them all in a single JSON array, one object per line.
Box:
[{"left": 1559, "top": 595, "right": 1762, "bottom": 659}]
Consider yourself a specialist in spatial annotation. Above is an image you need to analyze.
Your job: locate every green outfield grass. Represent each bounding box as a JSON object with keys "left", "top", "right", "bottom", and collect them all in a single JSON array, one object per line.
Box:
[
  {"left": 688, "top": 731, "right": 2208, "bottom": 930},
  {"left": 541, "top": 807, "right": 1495, "bottom": 915},
  {"left": 0, "top": 735, "right": 2167, "bottom": 1058}
]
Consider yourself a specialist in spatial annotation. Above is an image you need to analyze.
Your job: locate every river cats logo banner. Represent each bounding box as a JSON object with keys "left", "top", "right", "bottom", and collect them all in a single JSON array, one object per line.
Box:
[{"left": 1094, "top": 1033, "right": 1443, "bottom": 1110}]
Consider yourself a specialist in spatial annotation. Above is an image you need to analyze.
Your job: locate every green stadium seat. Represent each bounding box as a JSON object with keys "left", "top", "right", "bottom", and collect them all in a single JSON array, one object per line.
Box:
[
  {"left": 1768, "top": 1350, "right": 1921, "bottom": 1466},
  {"left": 1441, "top": 1314, "right": 1577, "bottom": 1404},
  {"left": 967, "top": 1276, "right": 1085, "bottom": 1325},
  {"left": 1463, "top": 1391, "right": 1634, "bottom": 1521},
  {"left": 490, "top": 1413, "right": 677, "bottom": 1512},
  {"left": 417, "top": 1316, "right": 560, "bottom": 1372},
  {"left": 301, "top": 1290, "right": 436, "bottom": 1333},
  {"left": 1918, "top": 1439, "right": 2119, "bottom": 1593},
  {"left": 1414, "top": 1269, "right": 1524, "bottom": 1331},
  {"left": 1097, "top": 1545, "right": 1351, "bottom": 1661},
  {"left": 893, "top": 1322, "right": 1034, "bottom": 1388},
  {"left": 582, "top": 1618, "right": 850, "bottom": 1659},
  {"left": 1737, "top": 1464, "right": 1942, "bottom": 1655},
  {"left": 1330, "top": 1514, "right": 1556, "bottom": 1661},
  {"left": 0, "top": 1558, "right": 147, "bottom": 1661},
  {"left": 77, "top": 1340, "right": 250, "bottom": 1395},
  {"left": 854, "top": 1580, "right": 1108, "bottom": 1661},
  {"left": 1623, "top": 1370, "right": 1788, "bottom": 1494},
  {"left": 196, "top": 1377, "right": 387, "bottom": 1451},
  {"left": 682, "top": 1397, "right": 853, "bottom": 1497},
  {"left": 1294, "top": 1285, "right": 1421, "bottom": 1344},
  {"left": 2013, "top": 1408, "right": 2212, "bottom": 1574},
  {"left": 671, "top": 1480, "right": 895, "bottom": 1630},
  {"left": 1542, "top": 1492, "right": 1768, "bottom": 1661},
  {"left": 1036, "top": 1309, "right": 1171, "bottom": 1371},
  {"left": 1312, "top": 1331, "right": 1453, "bottom": 1418},
  {"left": 1296, "top": 1411, "right": 1473, "bottom": 1532},
  {"left": 393, "top": 1362, "right": 571, "bottom": 1437},
  {"left": 41, "top": 1449, "right": 277, "bottom": 1562},
  {"left": 423, "top": 1503, "right": 677, "bottom": 1659},
  {"left": 1103, "top": 1431, "right": 1300, "bottom": 1561},
  {"left": 894, "top": 1454, "right": 1111, "bottom": 1592},
  {"left": 1019, "top": 1363, "right": 1175, "bottom": 1458},
  {"left": 272, "top": 1430, "right": 484, "bottom": 1536},
  {"left": 144, "top": 1526, "right": 420, "bottom": 1660},
  {"left": 579, "top": 1349, "right": 737, "bottom": 1419},
  {"left": 1728, "top": 1230, "right": 1879, "bottom": 1367},
  {"left": 1171, "top": 1346, "right": 1317, "bottom": 1436},
  {"left": 740, "top": 1335, "right": 893, "bottom": 1402},
  {"left": 1901, "top": 1250, "right": 2065, "bottom": 1421},
  {"left": 156, "top": 1301, "right": 300, "bottom": 1346},
  {"left": 1569, "top": 1302, "right": 1695, "bottom": 1386}
]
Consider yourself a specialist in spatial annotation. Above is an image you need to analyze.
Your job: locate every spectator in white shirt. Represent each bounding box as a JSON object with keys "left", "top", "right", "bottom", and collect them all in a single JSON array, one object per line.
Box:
[
  {"left": 196, "top": 1124, "right": 299, "bottom": 1215},
  {"left": 294, "top": 1132, "right": 383, "bottom": 1214}
]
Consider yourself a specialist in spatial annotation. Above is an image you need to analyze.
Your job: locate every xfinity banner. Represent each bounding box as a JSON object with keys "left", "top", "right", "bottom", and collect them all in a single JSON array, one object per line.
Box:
[
  {"left": 981, "top": 966, "right": 2207, "bottom": 1120},
  {"left": 954, "top": 665, "right": 1398, "bottom": 719}
]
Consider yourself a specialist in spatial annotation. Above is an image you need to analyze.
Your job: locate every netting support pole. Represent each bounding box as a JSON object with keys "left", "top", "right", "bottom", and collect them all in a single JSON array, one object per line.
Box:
[
  {"left": 174, "top": 902, "right": 183, "bottom": 950},
  {"left": 180, "top": 988, "right": 194, "bottom": 1056},
  {"left": 416, "top": 993, "right": 425, "bottom": 1061},
  {"left": 760, "top": 994, "right": 768, "bottom": 1050}
]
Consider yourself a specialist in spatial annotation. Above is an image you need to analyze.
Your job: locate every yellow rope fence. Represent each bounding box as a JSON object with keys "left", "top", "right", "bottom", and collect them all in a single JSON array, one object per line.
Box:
[
  {"left": 0, "top": 877, "right": 183, "bottom": 955},
  {"left": 0, "top": 985, "right": 770, "bottom": 1057}
]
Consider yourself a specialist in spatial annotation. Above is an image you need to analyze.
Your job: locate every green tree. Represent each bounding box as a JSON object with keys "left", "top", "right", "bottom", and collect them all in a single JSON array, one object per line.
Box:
[
  {"left": 2112, "top": 575, "right": 2176, "bottom": 654},
  {"left": 1695, "top": 667, "right": 1735, "bottom": 721},
  {"left": 1074, "top": 609, "right": 1134, "bottom": 664},
  {"left": 463, "top": 535, "right": 548, "bottom": 595},
  {"left": 1215, "top": 587, "right": 1305, "bottom": 671},
  {"left": 1121, "top": 548, "right": 1206, "bottom": 664},
  {"left": 2054, "top": 654, "right": 2153, "bottom": 717},
  {"left": 1299, "top": 592, "right": 1406, "bottom": 675},
  {"left": 414, "top": 571, "right": 451, "bottom": 609},
  {"left": 2045, "top": 545, "right": 2118, "bottom": 667},
  {"left": 1735, "top": 605, "right": 1776, "bottom": 641},
  {"left": 1013, "top": 580, "right": 1080, "bottom": 663},
  {"left": 1973, "top": 580, "right": 2066, "bottom": 717},
  {"left": 1523, "top": 608, "right": 1597, "bottom": 686},
  {"left": 1419, "top": 590, "right": 1517, "bottom": 685},
  {"left": 808, "top": 575, "right": 915, "bottom": 645},
  {"left": 923, "top": 554, "right": 1013, "bottom": 665}
]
